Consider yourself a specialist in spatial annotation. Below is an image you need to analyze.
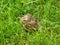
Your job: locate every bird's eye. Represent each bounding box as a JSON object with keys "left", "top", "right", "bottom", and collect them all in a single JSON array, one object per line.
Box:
[{"left": 23, "top": 20, "right": 26, "bottom": 21}]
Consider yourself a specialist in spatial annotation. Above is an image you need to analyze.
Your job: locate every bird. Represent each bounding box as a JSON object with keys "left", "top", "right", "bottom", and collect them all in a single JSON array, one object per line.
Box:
[{"left": 20, "top": 13, "right": 39, "bottom": 32}]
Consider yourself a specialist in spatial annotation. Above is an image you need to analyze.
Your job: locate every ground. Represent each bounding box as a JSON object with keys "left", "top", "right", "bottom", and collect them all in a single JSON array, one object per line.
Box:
[{"left": 0, "top": 0, "right": 60, "bottom": 45}]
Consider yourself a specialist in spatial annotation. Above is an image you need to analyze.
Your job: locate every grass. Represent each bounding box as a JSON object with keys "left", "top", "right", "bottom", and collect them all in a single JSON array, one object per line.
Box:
[{"left": 0, "top": 0, "right": 60, "bottom": 45}]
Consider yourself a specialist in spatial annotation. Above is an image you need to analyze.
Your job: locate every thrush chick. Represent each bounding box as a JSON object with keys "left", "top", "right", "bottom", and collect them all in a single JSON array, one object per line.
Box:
[{"left": 20, "top": 13, "right": 39, "bottom": 32}]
